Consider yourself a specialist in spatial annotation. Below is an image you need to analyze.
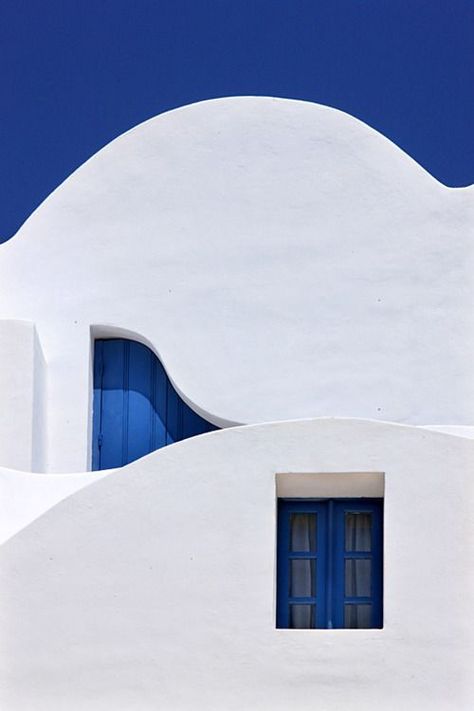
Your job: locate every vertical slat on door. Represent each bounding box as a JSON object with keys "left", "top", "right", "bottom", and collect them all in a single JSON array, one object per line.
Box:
[
  {"left": 152, "top": 358, "right": 168, "bottom": 450},
  {"left": 127, "top": 341, "right": 154, "bottom": 463},
  {"left": 99, "top": 340, "right": 127, "bottom": 470},
  {"left": 166, "top": 380, "right": 181, "bottom": 445},
  {"left": 92, "top": 340, "right": 104, "bottom": 471}
]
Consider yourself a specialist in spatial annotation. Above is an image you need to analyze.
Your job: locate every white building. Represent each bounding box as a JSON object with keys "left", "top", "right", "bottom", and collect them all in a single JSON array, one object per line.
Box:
[{"left": 0, "top": 97, "right": 472, "bottom": 710}]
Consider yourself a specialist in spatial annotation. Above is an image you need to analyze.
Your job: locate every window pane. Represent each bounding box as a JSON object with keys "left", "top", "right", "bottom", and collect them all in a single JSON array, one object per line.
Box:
[
  {"left": 290, "top": 604, "right": 315, "bottom": 629},
  {"left": 344, "top": 604, "right": 372, "bottom": 628},
  {"left": 345, "top": 559, "right": 371, "bottom": 597},
  {"left": 290, "top": 513, "right": 317, "bottom": 552},
  {"left": 345, "top": 512, "right": 372, "bottom": 551},
  {"left": 290, "top": 559, "right": 316, "bottom": 597}
]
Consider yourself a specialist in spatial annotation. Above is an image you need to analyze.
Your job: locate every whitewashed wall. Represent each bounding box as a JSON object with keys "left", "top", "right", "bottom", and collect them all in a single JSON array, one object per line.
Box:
[
  {"left": 0, "top": 419, "right": 472, "bottom": 711},
  {"left": 1, "top": 99, "right": 472, "bottom": 711},
  {"left": 0, "top": 98, "right": 472, "bottom": 472},
  {"left": 0, "top": 321, "right": 44, "bottom": 471}
]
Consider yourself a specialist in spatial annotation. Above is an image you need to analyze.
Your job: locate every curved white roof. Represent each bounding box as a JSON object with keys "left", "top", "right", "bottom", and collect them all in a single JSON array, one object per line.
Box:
[{"left": 0, "top": 97, "right": 473, "bottom": 470}]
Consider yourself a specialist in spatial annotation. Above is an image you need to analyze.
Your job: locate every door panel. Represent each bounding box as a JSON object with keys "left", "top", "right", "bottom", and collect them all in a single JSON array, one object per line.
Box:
[{"left": 92, "top": 338, "right": 217, "bottom": 470}]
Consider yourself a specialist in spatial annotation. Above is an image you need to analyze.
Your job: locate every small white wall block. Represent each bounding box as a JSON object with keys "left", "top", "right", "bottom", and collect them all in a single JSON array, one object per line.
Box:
[
  {"left": 276, "top": 471, "right": 384, "bottom": 498},
  {"left": 38, "top": 324, "right": 93, "bottom": 473},
  {"left": 0, "top": 320, "right": 36, "bottom": 470},
  {"left": 31, "top": 329, "right": 47, "bottom": 472}
]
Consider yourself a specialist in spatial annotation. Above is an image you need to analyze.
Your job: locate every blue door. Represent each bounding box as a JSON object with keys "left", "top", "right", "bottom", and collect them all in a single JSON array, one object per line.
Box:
[{"left": 92, "top": 338, "right": 217, "bottom": 470}]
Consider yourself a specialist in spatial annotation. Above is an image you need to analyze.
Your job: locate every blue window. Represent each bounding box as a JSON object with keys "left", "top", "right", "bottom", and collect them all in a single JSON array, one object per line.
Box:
[
  {"left": 92, "top": 338, "right": 217, "bottom": 470},
  {"left": 277, "top": 499, "right": 383, "bottom": 629}
]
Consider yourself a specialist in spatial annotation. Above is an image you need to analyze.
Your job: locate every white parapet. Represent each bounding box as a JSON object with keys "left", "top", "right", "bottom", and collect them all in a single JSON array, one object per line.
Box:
[{"left": 0, "top": 419, "right": 472, "bottom": 710}]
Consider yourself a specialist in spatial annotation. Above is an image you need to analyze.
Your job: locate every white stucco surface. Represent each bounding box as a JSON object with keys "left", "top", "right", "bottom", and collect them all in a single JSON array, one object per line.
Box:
[
  {"left": 1, "top": 98, "right": 472, "bottom": 711},
  {"left": 0, "top": 97, "right": 472, "bottom": 472},
  {"left": 0, "top": 419, "right": 472, "bottom": 711},
  {"left": 0, "top": 321, "right": 38, "bottom": 471},
  {"left": 421, "top": 424, "right": 474, "bottom": 438},
  {"left": 0, "top": 467, "right": 110, "bottom": 544},
  {"left": 0, "top": 420, "right": 469, "bottom": 545}
]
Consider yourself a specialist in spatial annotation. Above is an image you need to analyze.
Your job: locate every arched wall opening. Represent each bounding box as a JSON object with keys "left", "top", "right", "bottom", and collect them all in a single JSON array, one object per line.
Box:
[{"left": 92, "top": 336, "right": 218, "bottom": 471}]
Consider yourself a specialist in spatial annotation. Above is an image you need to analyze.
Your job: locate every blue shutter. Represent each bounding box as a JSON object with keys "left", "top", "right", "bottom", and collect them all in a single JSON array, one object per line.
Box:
[
  {"left": 276, "top": 501, "right": 328, "bottom": 629},
  {"left": 92, "top": 338, "right": 217, "bottom": 470},
  {"left": 332, "top": 500, "right": 383, "bottom": 629},
  {"left": 277, "top": 499, "right": 383, "bottom": 629}
]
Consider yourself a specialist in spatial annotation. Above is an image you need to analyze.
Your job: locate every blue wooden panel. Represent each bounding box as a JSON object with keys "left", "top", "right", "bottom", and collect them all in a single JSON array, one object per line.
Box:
[
  {"left": 127, "top": 340, "right": 153, "bottom": 464},
  {"left": 332, "top": 499, "right": 383, "bottom": 629},
  {"left": 182, "top": 402, "right": 216, "bottom": 438},
  {"left": 277, "top": 500, "right": 328, "bottom": 629},
  {"left": 277, "top": 498, "right": 383, "bottom": 629},
  {"left": 165, "top": 379, "right": 181, "bottom": 445},
  {"left": 99, "top": 339, "right": 127, "bottom": 470},
  {"left": 91, "top": 340, "right": 104, "bottom": 470},
  {"left": 92, "top": 338, "right": 218, "bottom": 470},
  {"left": 151, "top": 358, "right": 168, "bottom": 450}
]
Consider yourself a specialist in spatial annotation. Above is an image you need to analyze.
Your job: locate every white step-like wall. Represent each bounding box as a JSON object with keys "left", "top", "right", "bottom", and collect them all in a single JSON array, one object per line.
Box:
[{"left": 0, "top": 419, "right": 472, "bottom": 710}]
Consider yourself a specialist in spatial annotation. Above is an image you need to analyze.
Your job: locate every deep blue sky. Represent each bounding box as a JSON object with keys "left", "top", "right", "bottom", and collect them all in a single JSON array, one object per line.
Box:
[{"left": 1, "top": 0, "right": 473, "bottom": 242}]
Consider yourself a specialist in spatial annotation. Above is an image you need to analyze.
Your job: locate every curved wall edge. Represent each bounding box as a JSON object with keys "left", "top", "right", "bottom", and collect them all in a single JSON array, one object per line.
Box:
[
  {"left": 1, "top": 417, "right": 473, "bottom": 544},
  {"left": 0, "top": 417, "right": 472, "bottom": 710}
]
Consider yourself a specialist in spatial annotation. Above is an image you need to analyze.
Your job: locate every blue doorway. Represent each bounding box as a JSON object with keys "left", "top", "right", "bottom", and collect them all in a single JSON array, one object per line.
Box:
[{"left": 92, "top": 338, "right": 217, "bottom": 470}]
